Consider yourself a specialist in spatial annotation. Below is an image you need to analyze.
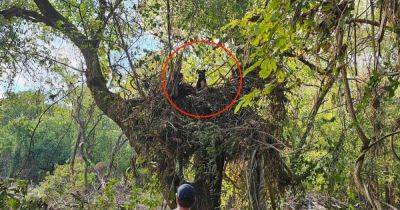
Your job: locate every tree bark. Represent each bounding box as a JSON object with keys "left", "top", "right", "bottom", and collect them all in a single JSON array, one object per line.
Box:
[{"left": 192, "top": 152, "right": 225, "bottom": 210}]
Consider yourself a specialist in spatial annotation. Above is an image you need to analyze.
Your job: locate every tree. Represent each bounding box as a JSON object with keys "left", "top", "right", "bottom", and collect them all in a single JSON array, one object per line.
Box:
[
  {"left": 0, "top": 0, "right": 291, "bottom": 208},
  {"left": 1, "top": 0, "right": 400, "bottom": 209},
  {"left": 0, "top": 91, "right": 73, "bottom": 180}
]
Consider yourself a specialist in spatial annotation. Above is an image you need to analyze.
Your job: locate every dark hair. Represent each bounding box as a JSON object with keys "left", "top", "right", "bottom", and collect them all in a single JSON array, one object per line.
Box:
[
  {"left": 197, "top": 70, "right": 206, "bottom": 78},
  {"left": 176, "top": 184, "right": 195, "bottom": 208}
]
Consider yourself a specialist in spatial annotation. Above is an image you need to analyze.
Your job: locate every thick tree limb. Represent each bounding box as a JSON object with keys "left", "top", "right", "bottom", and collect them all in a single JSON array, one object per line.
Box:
[
  {"left": 341, "top": 39, "right": 376, "bottom": 209},
  {"left": 32, "top": 0, "right": 86, "bottom": 43},
  {"left": 351, "top": 18, "right": 381, "bottom": 27},
  {"left": 0, "top": 7, "right": 44, "bottom": 22},
  {"left": 0, "top": 2, "right": 139, "bottom": 133},
  {"left": 1, "top": 1, "right": 86, "bottom": 47}
]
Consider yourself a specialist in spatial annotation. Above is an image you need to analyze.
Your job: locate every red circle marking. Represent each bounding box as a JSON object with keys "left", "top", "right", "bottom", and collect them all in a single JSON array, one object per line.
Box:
[{"left": 161, "top": 40, "right": 243, "bottom": 119}]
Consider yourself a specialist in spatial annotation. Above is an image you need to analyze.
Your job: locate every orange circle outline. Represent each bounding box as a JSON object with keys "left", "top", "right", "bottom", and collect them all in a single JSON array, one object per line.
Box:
[{"left": 161, "top": 40, "right": 243, "bottom": 119}]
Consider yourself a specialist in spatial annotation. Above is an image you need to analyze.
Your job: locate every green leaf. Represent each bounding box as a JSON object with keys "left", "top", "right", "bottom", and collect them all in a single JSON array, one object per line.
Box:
[
  {"left": 154, "top": 55, "right": 161, "bottom": 62},
  {"left": 259, "top": 58, "right": 277, "bottom": 79},
  {"left": 221, "top": 19, "right": 239, "bottom": 31},
  {"left": 250, "top": 35, "right": 261, "bottom": 46},
  {"left": 244, "top": 60, "right": 262, "bottom": 76},
  {"left": 234, "top": 89, "right": 260, "bottom": 113},
  {"left": 286, "top": 58, "right": 297, "bottom": 71},
  {"left": 263, "top": 83, "right": 276, "bottom": 95},
  {"left": 275, "top": 35, "right": 290, "bottom": 52},
  {"left": 276, "top": 70, "right": 286, "bottom": 83},
  {"left": 257, "top": 21, "right": 269, "bottom": 34},
  {"left": 234, "top": 102, "right": 243, "bottom": 114}
]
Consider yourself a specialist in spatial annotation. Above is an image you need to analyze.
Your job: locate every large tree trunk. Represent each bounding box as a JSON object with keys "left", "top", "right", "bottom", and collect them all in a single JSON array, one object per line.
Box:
[{"left": 192, "top": 152, "right": 225, "bottom": 210}]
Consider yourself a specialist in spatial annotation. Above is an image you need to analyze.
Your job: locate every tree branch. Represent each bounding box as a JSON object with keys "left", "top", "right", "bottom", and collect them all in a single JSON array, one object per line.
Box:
[
  {"left": 33, "top": 0, "right": 88, "bottom": 46},
  {"left": 0, "top": 7, "right": 44, "bottom": 23},
  {"left": 95, "top": 0, "right": 123, "bottom": 42},
  {"left": 366, "top": 130, "right": 400, "bottom": 151},
  {"left": 1, "top": 1, "right": 139, "bottom": 133},
  {"left": 349, "top": 18, "right": 395, "bottom": 32},
  {"left": 283, "top": 51, "right": 317, "bottom": 71},
  {"left": 342, "top": 67, "right": 370, "bottom": 145}
]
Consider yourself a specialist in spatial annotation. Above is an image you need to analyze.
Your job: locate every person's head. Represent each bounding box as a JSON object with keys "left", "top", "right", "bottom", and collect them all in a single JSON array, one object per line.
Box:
[
  {"left": 197, "top": 69, "right": 206, "bottom": 79},
  {"left": 176, "top": 183, "right": 195, "bottom": 209}
]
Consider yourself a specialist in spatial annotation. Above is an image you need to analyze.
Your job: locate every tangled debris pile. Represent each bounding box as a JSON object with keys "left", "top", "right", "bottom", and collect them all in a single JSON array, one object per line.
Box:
[{"left": 123, "top": 78, "right": 292, "bottom": 206}]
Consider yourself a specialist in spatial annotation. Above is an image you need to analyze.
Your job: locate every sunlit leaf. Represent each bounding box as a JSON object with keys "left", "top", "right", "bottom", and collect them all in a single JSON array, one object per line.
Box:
[{"left": 259, "top": 58, "right": 277, "bottom": 79}]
